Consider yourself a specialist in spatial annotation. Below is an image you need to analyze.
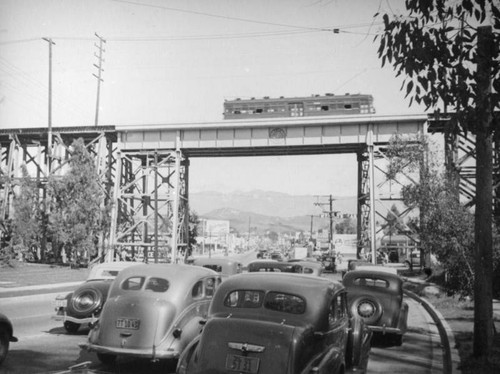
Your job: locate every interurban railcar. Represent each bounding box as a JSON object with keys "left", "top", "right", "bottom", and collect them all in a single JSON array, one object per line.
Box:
[{"left": 223, "top": 93, "right": 375, "bottom": 119}]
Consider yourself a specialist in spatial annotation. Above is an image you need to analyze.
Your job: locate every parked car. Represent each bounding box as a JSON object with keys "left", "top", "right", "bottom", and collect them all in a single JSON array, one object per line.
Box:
[
  {"left": 53, "top": 261, "right": 140, "bottom": 333},
  {"left": 343, "top": 269, "right": 409, "bottom": 345},
  {"left": 247, "top": 259, "right": 322, "bottom": 275},
  {"left": 0, "top": 312, "right": 17, "bottom": 365},
  {"left": 176, "top": 272, "right": 372, "bottom": 374},
  {"left": 319, "top": 251, "right": 336, "bottom": 272},
  {"left": 192, "top": 257, "right": 242, "bottom": 279},
  {"left": 80, "top": 264, "right": 221, "bottom": 366}
]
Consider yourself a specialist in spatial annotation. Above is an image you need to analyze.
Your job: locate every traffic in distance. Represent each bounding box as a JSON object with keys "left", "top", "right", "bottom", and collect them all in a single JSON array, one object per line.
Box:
[{"left": 1, "top": 245, "right": 449, "bottom": 374}]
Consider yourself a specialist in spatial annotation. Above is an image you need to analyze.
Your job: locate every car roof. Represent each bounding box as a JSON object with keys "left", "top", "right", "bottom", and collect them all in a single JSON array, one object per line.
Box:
[
  {"left": 88, "top": 261, "right": 140, "bottom": 280},
  {"left": 112, "top": 263, "right": 218, "bottom": 284},
  {"left": 343, "top": 269, "right": 403, "bottom": 285},
  {"left": 355, "top": 265, "right": 398, "bottom": 274},
  {"left": 193, "top": 257, "right": 241, "bottom": 266},
  {"left": 210, "top": 273, "right": 343, "bottom": 326}
]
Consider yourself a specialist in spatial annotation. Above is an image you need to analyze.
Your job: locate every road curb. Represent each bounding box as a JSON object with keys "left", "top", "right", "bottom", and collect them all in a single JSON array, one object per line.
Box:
[{"left": 404, "top": 289, "right": 461, "bottom": 374}]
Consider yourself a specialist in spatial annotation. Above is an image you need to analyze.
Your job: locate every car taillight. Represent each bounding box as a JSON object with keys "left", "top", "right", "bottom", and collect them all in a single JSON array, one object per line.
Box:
[{"left": 357, "top": 300, "right": 376, "bottom": 319}]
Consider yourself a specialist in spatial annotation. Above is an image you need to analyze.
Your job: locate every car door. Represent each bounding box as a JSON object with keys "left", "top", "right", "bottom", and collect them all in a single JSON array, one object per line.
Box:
[{"left": 321, "top": 291, "right": 349, "bottom": 372}]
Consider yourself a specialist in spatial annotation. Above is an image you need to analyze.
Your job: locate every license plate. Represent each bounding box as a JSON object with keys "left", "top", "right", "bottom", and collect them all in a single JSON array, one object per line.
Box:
[
  {"left": 225, "top": 354, "right": 260, "bottom": 373},
  {"left": 116, "top": 318, "right": 140, "bottom": 330},
  {"left": 55, "top": 299, "right": 67, "bottom": 308}
]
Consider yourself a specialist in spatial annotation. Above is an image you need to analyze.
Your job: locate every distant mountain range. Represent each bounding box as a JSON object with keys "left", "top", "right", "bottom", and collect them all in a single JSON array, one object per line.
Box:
[{"left": 189, "top": 190, "right": 357, "bottom": 234}]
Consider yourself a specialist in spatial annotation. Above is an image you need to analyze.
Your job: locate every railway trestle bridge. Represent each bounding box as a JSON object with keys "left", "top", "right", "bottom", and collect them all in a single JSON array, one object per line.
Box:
[{"left": 1, "top": 113, "right": 492, "bottom": 263}]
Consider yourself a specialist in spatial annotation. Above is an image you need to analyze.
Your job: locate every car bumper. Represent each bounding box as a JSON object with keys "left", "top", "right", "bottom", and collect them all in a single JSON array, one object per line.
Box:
[
  {"left": 368, "top": 325, "right": 404, "bottom": 335},
  {"left": 52, "top": 309, "right": 99, "bottom": 325},
  {"left": 79, "top": 342, "right": 179, "bottom": 360}
]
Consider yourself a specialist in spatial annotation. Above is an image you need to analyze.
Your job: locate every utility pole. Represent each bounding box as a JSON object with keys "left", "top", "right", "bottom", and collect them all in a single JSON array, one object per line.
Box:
[
  {"left": 42, "top": 37, "right": 55, "bottom": 163},
  {"left": 314, "top": 195, "right": 340, "bottom": 252},
  {"left": 93, "top": 33, "right": 106, "bottom": 127},
  {"left": 41, "top": 37, "right": 55, "bottom": 264}
]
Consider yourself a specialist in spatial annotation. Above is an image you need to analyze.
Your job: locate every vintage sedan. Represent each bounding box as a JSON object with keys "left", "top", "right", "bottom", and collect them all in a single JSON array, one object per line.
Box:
[
  {"left": 0, "top": 312, "right": 17, "bottom": 365},
  {"left": 192, "top": 257, "right": 242, "bottom": 280},
  {"left": 343, "top": 269, "right": 409, "bottom": 345},
  {"left": 177, "top": 272, "right": 372, "bottom": 374},
  {"left": 247, "top": 259, "right": 322, "bottom": 276},
  {"left": 80, "top": 264, "right": 221, "bottom": 366},
  {"left": 53, "top": 261, "right": 139, "bottom": 333}
]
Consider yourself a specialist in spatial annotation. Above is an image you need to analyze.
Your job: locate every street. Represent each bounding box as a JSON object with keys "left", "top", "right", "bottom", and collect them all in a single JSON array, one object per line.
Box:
[{"left": 0, "top": 253, "right": 448, "bottom": 374}]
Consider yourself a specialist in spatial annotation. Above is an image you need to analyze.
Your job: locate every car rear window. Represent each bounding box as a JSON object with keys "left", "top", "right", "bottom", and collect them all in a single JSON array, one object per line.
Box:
[
  {"left": 224, "top": 290, "right": 264, "bottom": 308},
  {"left": 353, "top": 277, "right": 389, "bottom": 288},
  {"left": 265, "top": 292, "right": 306, "bottom": 314},
  {"left": 203, "top": 264, "right": 222, "bottom": 272},
  {"left": 223, "top": 290, "right": 306, "bottom": 314},
  {"left": 122, "top": 276, "right": 145, "bottom": 290},
  {"left": 145, "top": 277, "right": 169, "bottom": 292}
]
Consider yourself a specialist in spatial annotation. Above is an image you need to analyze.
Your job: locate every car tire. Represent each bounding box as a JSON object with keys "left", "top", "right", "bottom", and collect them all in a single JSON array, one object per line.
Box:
[
  {"left": 350, "top": 296, "right": 383, "bottom": 325},
  {"left": 63, "top": 321, "right": 80, "bottom": 334},
  {"left": 97, "top": 353, "right": 116, "bottom": 365},
  {"left": 67, "top": 288, "right": 103, "bottom": 318},
  {"left": 0, "top": 327, "right": 9, "bottom": 365},
  {"left": 346, "top": 317, "right": 363, "bottom": 368}
]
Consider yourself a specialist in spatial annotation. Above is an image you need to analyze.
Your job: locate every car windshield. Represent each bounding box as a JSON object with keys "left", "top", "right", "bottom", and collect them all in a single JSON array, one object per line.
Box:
[{"left": 223, "top": 290, "right": 306, "bottom": 314}]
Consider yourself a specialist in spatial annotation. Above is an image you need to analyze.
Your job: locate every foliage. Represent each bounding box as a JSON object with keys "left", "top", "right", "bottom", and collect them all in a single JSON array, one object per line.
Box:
[
  {"left": 10, "top": 164, "right": 42, "bottom": 261},
  {"left": 376, "top": 0, "right": 500, "bottom": 133},
  {"left": 46, "top": 139, "right": 105, "bottom": 265},
  {"left": 186, "top": 210, "right": 200, "bottom": 257},
  {"left": 335, "top": 217, "right": 356, "bottom": 234},
  {"left": 382, "top": 204, "right": 407, "bottom": 236},
  {"left": 376, "top": 1, "right": 500, "bottom": 358},
  {"left": 385, "top": 134, "right": 481, "bottom": 297}
]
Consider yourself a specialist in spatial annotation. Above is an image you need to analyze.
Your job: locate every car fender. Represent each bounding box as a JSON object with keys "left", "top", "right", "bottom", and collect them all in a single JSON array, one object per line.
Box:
[
  {"left": 176, "top": 334, "right": 201, "bottom": 374},
  {"left": 303, "top": 345, "right": 344, "bottom": 374},
  {"left": 397, "top": 301, "right": 409, "bottom": 333}
]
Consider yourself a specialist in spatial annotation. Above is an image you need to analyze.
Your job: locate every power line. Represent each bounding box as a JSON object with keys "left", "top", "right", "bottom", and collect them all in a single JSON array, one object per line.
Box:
[{"left": 110, "top": 0, "right": 333, "bottom": 32}]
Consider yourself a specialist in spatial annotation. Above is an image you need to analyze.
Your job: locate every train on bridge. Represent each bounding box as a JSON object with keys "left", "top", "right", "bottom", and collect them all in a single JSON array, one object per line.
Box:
[{"left": 223, "top": 93, "right": 375, "bottom": 119}]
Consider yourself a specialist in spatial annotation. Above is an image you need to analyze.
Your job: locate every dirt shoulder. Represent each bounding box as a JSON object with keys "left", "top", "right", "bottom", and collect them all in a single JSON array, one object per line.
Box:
[
  {"left": 0, "top": 261, "right": 89, "bottom": 288},
  {"left": 404, "top": 275, "right": 500, "bottom": 374}
]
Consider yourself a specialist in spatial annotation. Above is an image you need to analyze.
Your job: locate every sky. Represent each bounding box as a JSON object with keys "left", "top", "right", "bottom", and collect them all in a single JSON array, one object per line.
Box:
[{"left": 0, "top": 0, "right": 426, "bottom": 197}]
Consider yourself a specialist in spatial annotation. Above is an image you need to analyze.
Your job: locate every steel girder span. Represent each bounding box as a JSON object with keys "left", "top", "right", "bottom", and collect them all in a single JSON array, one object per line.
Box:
[{"left": 107, "top": 148, "right": 189, "bottom": 263}]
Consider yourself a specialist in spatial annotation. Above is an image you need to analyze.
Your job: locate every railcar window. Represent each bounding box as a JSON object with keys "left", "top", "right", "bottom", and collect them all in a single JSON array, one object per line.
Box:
[
  {"left": 224, "top": 290, "right": 264, "bottom": 308},
  {"left": 145, "top": 277, "right": 169, "bottom": 292},
  {"left": 344, "top": 104, "right": 352, "bottom": 109},
  {"left": 264, "top": 292, "right": 306, "bottom": 314},
  {"left": 321, "top": 105, "right": 329, "bottom": 111},
  {"left": 122, "top": 276, "right": 145, "bottom": 291}
]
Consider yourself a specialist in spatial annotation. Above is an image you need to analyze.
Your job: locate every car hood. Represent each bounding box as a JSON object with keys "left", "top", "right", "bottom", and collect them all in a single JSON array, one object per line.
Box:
[
  {"left": 192, "top": 317, "right": 304, "bottom": 374},
  {"left": 93, "top": 294, "right": 177, "bottom": 349}
]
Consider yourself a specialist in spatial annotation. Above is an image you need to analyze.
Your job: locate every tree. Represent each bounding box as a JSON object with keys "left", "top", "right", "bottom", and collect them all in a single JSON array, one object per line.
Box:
[
  {"left": 335, "top": 217, "right": 356, "bottom": 234},
  {"left": 386, "top": 134, "right": 480, "bottom": 296},
  {"left": 186, "top": 210, "right": 200, "bottom": 258},
  {"left": 46, "top": 139, "right": 105, "bottom": 266},
  {"left": 376, "top": 0, "right": 500, "bottom": 360},
  {"left": 10, "top": 164, "right": 42, "bottom": 262}
]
